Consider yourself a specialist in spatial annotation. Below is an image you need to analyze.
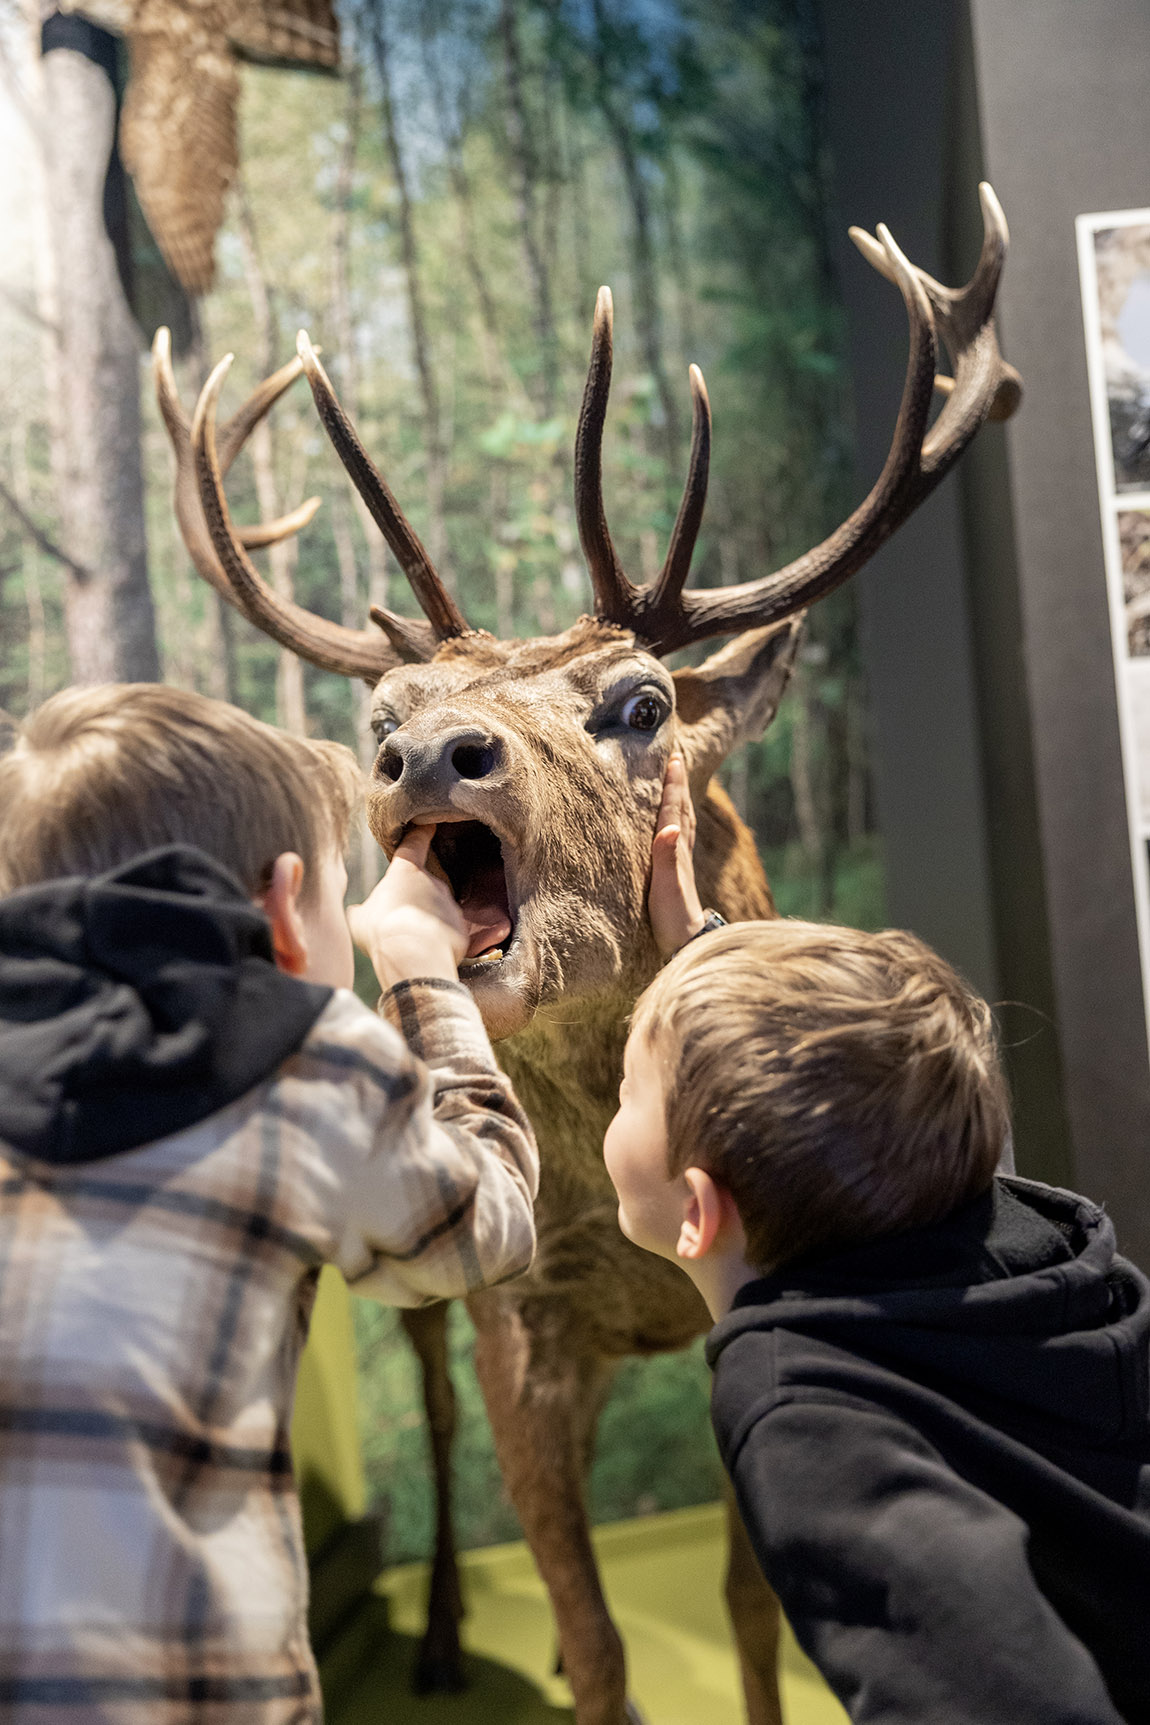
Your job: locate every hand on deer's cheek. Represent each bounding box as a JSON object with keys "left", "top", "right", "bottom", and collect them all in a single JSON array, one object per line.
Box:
[{"left": 649, "top": 754, "right": 705, "bottom": 957}]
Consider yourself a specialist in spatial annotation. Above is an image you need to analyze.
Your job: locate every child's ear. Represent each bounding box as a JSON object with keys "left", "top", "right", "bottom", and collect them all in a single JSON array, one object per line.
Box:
[
  {"left": 260, "top": 853, "right": 308, "bottom": 976},
  {"left": 677, "top": 1167, "right": 748, "bottom": 1264},
  {"left": 677, "top": 1167, "right": 726, "bottom": 1262}
]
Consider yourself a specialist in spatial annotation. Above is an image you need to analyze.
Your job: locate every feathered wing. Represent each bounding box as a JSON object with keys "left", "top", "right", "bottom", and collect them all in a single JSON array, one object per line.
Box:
[
  {"left": 226, "top": 0, "right": 338, "bottom": 72},
  {"left": 58, "top": 0, "right": 340, "bottom": 295},
  {"left": 118, "top": 0, "right": 239, "bottom": 295}
]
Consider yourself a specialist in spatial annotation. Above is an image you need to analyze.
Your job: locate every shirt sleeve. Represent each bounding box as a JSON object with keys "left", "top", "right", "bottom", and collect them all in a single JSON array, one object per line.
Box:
[
  {"left": 300, "top": 980, "right": 538, "bottom": 1306},
  {"left": 728, "top": 1394, "right": 1124, "bottom": 1725}
]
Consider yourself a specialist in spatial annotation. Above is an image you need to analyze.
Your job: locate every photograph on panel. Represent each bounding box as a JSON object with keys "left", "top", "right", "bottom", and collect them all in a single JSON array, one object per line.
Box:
[{"left": 1092, "top": 221, "right": 1150, "bottom": 492}]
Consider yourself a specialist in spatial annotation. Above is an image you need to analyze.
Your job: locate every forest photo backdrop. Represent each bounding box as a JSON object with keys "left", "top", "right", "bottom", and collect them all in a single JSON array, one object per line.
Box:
[{"left": 0, "top": 0, "right": 883, "bottom": 1559}]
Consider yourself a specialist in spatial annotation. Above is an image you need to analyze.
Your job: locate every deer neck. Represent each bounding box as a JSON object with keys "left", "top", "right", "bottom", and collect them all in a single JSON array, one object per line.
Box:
[
  {"left": 492, "top": 782, "right": 772, "bottom": 1181},
  {"left": 496, "top": 984, "right": 637, "bottom": 1209},
  {"left": 499, "top": 985, "right": 634, "bottom": 1122}
]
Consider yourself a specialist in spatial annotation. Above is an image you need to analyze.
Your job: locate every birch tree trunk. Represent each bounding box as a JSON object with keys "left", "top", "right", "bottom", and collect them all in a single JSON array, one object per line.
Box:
[
  {"left": 236, "top": 185, "right": 307, "bottom": 735},
  {"left": 369, "top": 0, "right": 449, "bottom": 583},
  {"left": 11, "top": 423, "right": 46, "bottom": 709},
  {"left": 40, "top": 27, "right": 160, "bottom": 684},
  {"left": 602, "top": 124, "right": 678, "bottom": 464},
  {"left": 330, "top": 56, "right": 383, "bottom": 894},
  {"left": 184, "top": 308, "right": 239, "bottom": 706},
  {"left": 790, "top": 662, "right": 831, "bottom": 915},
  {"left": 499, "top": 0, "right": 558, "bottom": 417},
  {"left": 330, "top": 62, "right": 390, "bottom": 614},
  {"left": 588, "top": 0, "right": 679, "bottom": 470},
  {"left": 663, "top": 152, "right": 696, "bottom": 362},
  {"left": 417, "top": 6, "right": 503, "bottom": 392}
]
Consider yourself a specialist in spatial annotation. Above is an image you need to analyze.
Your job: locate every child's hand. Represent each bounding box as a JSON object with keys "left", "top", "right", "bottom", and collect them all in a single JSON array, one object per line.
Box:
[
  {"left": 347, "top": 825, "right": 468, "bottom": 991},
  {"left": 649, "top": 756, "right": 707, "bottom": 958}
]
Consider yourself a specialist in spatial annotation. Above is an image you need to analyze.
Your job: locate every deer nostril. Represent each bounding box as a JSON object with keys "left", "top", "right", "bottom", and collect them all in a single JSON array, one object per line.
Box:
[
  {"left": 381, "top": 745, "right": 404, "bottom": 783},
  {"left": 452, "top": 742, "right": 496, "bottom": 780}
]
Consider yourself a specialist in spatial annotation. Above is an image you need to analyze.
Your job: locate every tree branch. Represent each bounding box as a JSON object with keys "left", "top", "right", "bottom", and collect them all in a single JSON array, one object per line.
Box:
[{"left": 0, "top": 477, "right": 88, "bottom": 580}]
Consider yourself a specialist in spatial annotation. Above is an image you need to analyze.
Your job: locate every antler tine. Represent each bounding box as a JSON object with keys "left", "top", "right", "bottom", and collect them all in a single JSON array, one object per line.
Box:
[
  {"left": 575, "top": 287, "right": 641, "bottom": 628},
  {"left": 153, "top": 327, "right": 326, "bottom": 602},
  {"left": 650, "top": 363, "right": 711, "bottom": 615},
  {"left": 215, "top": 352, "right": 309, "bottom": 474},
  {"left": 155, "top": 326, "right": 309, "bottom": 483},
  {"left": 921, "top": 183, "right": 1022, "bottom": 435},
  {"left": 963, "top": 181, "right": 1010, "bottom": 333},
  {"left": 854, "top": 185, "right": 1020, "bottom": 432},
  {"left": 238, "top": 496, "right": 322, "bottom": 549},
  {"left": 634, "top": 185, "right": 1020, "bottom": 657},
  {"left": 154, "top": 325, "right": 191, "bottom": 440},
  {"left": 369, "top": 604, "right": 439, "bottom": 664},
  {"left": 635, "top": 221, "right": 938, "bottom": 654},
  {"left": 191, "top": 354, "right": 396, "bottom": 682},
  {"left": 296, "top": 331, "right": 472, "bottom": 642},
  {"left": 905, "top": 182, "right": 1008, "bottom": 343}
]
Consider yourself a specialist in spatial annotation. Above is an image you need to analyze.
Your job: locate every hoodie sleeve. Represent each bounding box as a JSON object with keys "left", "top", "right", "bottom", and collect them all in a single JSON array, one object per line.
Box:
[
  {"left": 296, "top": 981, "right": 538, "bottom": 1306},
  {"left": 727, "top": 1393, "right": 1125, "bottom": 1725}
]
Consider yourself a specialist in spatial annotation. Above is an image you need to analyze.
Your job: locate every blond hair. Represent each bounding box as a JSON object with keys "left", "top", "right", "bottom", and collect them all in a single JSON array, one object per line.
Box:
[
  {"left": 0, "top": 685, "right": 362, "bottom": 902},
  {"left": 631, "top": 920, "right": 1009, "bottom": 1272}
]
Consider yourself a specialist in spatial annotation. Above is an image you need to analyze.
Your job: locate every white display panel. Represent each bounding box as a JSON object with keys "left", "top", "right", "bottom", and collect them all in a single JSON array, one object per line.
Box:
[{"left": 1078, "top": 208, "right": 1150, "bottom": 1056}]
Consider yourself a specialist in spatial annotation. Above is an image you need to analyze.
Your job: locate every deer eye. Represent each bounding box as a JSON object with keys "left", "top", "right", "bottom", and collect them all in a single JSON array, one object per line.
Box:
[
  {"left": 621, "top": 691, "right": 666, "bottom": 732},
  {"left": 372, "top": 713, "right": 399, "bottom": 743}
]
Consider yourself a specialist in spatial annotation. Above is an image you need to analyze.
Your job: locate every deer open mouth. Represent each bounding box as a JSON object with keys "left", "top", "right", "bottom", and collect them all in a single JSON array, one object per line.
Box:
[{"left": 430, "top": 821, "right": 516, "bottom": 974}]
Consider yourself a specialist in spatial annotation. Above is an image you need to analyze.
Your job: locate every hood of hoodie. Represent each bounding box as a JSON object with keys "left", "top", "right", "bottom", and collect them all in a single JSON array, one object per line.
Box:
[
  {"left": 707, "top": 1178, "right": 1150, "bottom": 1449},
  {"left": 0, "top": 846, "right": 332, "bottom": 1164}
]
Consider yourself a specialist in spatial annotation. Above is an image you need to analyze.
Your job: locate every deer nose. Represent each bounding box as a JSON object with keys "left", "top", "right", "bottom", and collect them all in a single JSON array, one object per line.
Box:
[{"left": 379, "top": 727, "right": 502, "bottom": 795}]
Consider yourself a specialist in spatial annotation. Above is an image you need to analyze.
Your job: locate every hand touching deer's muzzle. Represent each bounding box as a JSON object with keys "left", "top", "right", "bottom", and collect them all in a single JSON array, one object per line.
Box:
[{"left": 347, "top": 824, "right": 469, "bottom": 992}]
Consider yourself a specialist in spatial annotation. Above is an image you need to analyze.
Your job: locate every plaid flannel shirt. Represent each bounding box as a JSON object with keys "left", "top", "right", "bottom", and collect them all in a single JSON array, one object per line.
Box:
[{"left": 0, "top": 977, "right": 537, "bottom": 1723}]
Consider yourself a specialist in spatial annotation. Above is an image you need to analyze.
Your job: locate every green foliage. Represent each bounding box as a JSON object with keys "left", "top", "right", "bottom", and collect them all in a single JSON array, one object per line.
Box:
[{"left": 354, "top": 1298, "right": 722, "bottom": 1561}]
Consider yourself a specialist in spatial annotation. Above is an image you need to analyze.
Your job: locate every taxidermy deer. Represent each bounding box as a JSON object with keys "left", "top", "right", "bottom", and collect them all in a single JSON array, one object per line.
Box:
[{"left": 156, "top": 182, "right": 1020, "bottom": 1725}]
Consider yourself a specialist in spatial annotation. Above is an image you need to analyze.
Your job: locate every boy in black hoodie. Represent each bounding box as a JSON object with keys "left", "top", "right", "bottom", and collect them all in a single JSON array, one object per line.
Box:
[{"left": 608, "top": 772, "right": 1150, "bottom": 1724}]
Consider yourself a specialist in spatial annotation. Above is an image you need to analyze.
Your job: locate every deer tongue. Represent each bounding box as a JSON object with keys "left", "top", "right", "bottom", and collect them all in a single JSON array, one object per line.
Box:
[{"left": 460, "top": 861, "right": 513, "bottom": 959}]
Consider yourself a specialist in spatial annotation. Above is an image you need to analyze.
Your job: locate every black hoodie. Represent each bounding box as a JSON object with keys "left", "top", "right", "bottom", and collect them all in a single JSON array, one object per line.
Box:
[
  {"left": 0, "top": 846, "right": 332, "bottom": 1164},
  {"left": 706, "top": 1177, "right": 1150, "bottom": 1724}
]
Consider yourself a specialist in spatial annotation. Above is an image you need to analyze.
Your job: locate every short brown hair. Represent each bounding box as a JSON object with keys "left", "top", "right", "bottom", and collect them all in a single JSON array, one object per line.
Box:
[
  {"left": 631, "top": 920, "right": 1009, "bottom": 1271},
  {"left": 0, "top": 684, "right": 362, "bottom": 901}
]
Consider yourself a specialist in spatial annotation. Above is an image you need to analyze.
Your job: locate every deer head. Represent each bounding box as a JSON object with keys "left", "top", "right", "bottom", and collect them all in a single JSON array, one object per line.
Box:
[{"left": 160, "top": 183, "right": 1020, "bottom": 1042}]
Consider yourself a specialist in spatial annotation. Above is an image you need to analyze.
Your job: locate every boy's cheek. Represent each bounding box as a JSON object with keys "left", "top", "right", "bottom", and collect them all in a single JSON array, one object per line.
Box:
[{"left": 602, "top": 1113, "right": 625, "bottom": 1190}]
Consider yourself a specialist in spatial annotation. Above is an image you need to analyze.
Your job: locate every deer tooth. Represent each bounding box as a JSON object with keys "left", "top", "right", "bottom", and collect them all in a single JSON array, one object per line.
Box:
[{"left": 461, "top": 948, "right": 504, "bottom": 974}]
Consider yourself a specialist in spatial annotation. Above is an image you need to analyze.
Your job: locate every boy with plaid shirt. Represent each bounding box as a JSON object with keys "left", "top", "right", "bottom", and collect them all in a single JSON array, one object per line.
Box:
[{"left": 0, "top": 684, "right": 539, "bottom": 1722}]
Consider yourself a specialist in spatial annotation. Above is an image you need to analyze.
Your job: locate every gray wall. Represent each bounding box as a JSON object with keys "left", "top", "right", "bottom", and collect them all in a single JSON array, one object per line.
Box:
[{"left": 818, "top": 0, "right": 1150, "bottom": 1265}]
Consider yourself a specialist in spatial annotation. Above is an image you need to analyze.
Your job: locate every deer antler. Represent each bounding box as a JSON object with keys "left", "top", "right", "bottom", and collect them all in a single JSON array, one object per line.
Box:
[
  {"left": 574, "top": 287, "right": 632, "bottom": 624},
  {"left": 153, "top": 327, "right": 323, "bottom": 608},
  {"left": 295, "top": 332, "right": 474, "bottom": 648},
  {"left": 190, "top": 355, "right": 397, "bottom": 681},
  {"left": 575, "top": 287, "right": 714, "bottom": 639},
  {"left": 576, "top": 182, "right": 1021, "bottom": 658}
]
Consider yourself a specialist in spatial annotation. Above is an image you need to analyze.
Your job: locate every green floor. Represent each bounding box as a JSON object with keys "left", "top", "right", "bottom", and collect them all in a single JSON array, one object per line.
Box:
[{"left": 323, "top": 1502, "right": 847, "bottom": 1725}]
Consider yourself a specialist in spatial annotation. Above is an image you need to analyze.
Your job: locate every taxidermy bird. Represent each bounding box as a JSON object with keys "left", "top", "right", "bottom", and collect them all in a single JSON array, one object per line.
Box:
[{"left": 51, "top": 0, "right": 339, "bottom": 294}]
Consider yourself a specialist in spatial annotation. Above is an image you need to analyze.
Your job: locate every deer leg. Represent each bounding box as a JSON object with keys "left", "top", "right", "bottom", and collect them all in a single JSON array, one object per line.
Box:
[
  {"left": 553, "top": 1354, "right": 618, "bottom": 1680},
  {"left": 724, "top": 1484, "right": 783, "bottom": 1725},
  {"left": 468, "top": 1289, "right": 632, "bottom": 1725},
  {"left": 398, "top": 1302, "right": 466, "bottom": 1693}
]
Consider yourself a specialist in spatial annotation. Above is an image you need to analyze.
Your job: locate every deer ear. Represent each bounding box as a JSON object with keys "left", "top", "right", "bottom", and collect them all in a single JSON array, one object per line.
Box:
[{"left": 672, "top": 617, "right": 803, "bottom": 790}]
